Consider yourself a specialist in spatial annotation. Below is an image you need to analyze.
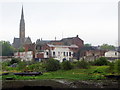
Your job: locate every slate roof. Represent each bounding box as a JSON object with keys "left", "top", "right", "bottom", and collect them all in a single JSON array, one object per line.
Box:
[
  {"left": 24, "top": 37, "right": 32, "bottom": 44},
  {"left": 13, "top": 37, "right": 32, "bottom": 48},
  {"left": 13, "top": 38, "right": 20, "bottom": 48}
]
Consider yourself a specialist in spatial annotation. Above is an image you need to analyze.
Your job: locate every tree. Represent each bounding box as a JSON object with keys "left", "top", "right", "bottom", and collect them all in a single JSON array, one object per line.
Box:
[
  {"left": 94, "top": 57, "right": 108, "bottom": 66},
  {"left": 84, "top": 43, "right": 92, "bottom": 47},
  {"left": 18, "top": 47, "right": 25, "bottom": 52},
  {"left": 45, "top": 58, "right": 60, "bottom": 71},
  {"left": 61, "top": 60, "right": 73, "bottom": 70},
  {"left": 108, "top": 62, "right": 114, "bottom": 73},
  {"left": 114, "top": 59, "right": 120, "bottom": 74},
  {"left": 100, "top": 44, "right": 115, "bottom": 50},
  {"left": 10, "top": 58, "right": 21, "bottom": 65},
  {"left": 76, "top": 60, "right": 90, "bottom": 69},
  {"left": 0, "top": 41, "right": 15, "bottom": 56}
]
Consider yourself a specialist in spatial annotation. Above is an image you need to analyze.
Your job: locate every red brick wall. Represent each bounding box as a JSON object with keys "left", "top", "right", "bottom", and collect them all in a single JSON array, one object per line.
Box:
[
  {"left": 73, "top": 37, "right": 84, "bottom": 48},
  {"left": 36, "top": 53, "right": 44, "bottom": 58}
]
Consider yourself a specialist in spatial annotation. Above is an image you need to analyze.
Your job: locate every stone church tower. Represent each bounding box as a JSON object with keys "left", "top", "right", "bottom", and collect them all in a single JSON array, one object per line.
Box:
[
  {"left": 19, "top": 6, "right": 25, "bottom": 45},
  {"left": 13, "top": 6, "right": 32, "bottom": 49}
]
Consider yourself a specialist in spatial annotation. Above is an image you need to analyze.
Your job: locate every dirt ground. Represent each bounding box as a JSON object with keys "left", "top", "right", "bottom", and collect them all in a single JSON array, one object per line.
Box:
[{"left": 1, "top": 79, "right": 120, "bottom": 90}]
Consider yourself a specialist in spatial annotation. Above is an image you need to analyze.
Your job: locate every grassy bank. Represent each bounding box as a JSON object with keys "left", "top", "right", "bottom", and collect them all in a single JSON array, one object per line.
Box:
[{"left": 1, "top": 66, "right": 109, "bottom": 80}]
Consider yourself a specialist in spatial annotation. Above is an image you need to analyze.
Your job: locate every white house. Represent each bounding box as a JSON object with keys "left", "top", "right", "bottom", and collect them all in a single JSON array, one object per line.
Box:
[
  {"left": 14, "top": 51, "right": 33, "bottom": 61},
  {"left": 43, "top": 44, "right": 78, "bottom": 62},
  {"left": 105, "top": 51, "right": 120, "bottom": 58}
]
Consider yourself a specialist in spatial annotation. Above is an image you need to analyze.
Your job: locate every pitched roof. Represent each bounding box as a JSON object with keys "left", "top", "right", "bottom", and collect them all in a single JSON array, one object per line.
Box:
[
  {"left": 13, "top": 38, "right": 20, "bottom": 48},
  {"left": 13, "top": 37, "right": 32, "bottom": 48},
  {"left": 24, "top": 37, "right": 32, "bottom": 44}
]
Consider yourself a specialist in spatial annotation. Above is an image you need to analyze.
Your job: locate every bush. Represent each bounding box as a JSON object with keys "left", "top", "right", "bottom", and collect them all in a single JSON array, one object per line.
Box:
[
  {"left": 27, "top": 62, "right": 46, "bottom": 72},
  {"left": 76, "top": 60, "right": 90, "bottom": 69},
  {"left": 17, "top": 61, "right": 26, "bottom": 71},
  {"left": 114, "top": 59, "right": 120, "bottom": 74},
  {"left": 94, "top": 57, "right": 108, "bottom": 66},
  {"left": 45, "top": 58, "right": 60, "bottom": 71},
  {"left": 10, "top": 58, "right": 21, "bottom": 65},
  {"left": 92, "top": 66, "right": 109, "bottom": 75},
  {"left": 108, "top": 62, "right": 114, "bottom": 73},
  {"left": 61, "top": 60, "right": 73, "bottom": 70}
]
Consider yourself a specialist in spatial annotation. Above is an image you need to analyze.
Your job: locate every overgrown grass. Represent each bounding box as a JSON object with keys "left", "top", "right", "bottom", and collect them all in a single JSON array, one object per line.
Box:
[{"left": 1, "top": 66, "right": 109, "bottom": 80}]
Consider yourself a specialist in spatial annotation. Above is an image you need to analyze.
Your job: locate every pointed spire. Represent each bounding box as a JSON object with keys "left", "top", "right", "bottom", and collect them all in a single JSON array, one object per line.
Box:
[{"left": 21, "top": 5, "right": 24, "bottom": 19}]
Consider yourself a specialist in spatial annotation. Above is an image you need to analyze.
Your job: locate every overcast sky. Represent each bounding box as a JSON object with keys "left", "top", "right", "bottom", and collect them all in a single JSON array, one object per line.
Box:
[{"left": 0, "top": 0, "right": 119, "bottom": 46}]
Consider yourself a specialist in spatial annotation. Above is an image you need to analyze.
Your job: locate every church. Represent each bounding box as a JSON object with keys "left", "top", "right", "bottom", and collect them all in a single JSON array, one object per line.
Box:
[{"left": 13, "top": 6, "right": 32, "bottom": 49}]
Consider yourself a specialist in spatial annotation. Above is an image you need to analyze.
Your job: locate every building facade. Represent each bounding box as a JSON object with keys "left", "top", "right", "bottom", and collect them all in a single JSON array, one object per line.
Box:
[
  {"left": 35, "top": 44, "right": 79, "bottom": 62},
  {"left": 14, "top": 51, "right": 33, "bottom": 61},
  {"left": 105, "top": 51, "right": 120, "bottom": 60},
  {"left": 83, "top": 50, "right": 106, "bottom": 61}
]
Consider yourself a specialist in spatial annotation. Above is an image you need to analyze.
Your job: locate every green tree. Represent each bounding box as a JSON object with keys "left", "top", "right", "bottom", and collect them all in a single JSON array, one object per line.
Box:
[
  {"left": 61, "top": 60, "right": 73, "bottom": 70},
  {"left": 45, "top": 58, "right": 60, "bottom": 71},
  {"left": 100, "top": 44, "right": 115, "bottom": 50},
  {"left": 10, "top": 58, "right": 21, "bottom": 65},
  {"left": 108, "top": 62, "right": 114, "bottom": 73},
  {"left": 17, "top": 61, "right": 26, "bottom": 71},
  {"left": 94, "top": 57, "right": 108, "bottom": 66},
  {"left": 18, "top": 47, "right": 25, "bottom": 52},
  {"left": 76, "top": 60, "right": 90, "bottom": 69},
  {"left": 114, "top": 59, "right": 120, "bottom": 74},
  {"left": 0, "top": 41, "right": 15, "bottom": 56},
  {"left": 84, "top": 43, "right": 92, "bottom": 47}
]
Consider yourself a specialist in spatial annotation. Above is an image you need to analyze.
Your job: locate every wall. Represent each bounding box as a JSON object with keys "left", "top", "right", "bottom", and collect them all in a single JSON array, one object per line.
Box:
[
  {"left": 105, "top": 51, "right": 120, "bottom": 58},
  {"left": 14, "top": 51, "right": 33, "bottom": 61}
]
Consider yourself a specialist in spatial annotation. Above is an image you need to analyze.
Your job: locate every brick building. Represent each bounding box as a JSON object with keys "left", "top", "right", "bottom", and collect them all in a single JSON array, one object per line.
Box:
[{"left": 35, "top": 44, "right": 79, "bottom": 62}]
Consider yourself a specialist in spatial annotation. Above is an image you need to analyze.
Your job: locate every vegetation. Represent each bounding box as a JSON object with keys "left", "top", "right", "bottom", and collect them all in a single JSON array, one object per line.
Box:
[
  {"left": 10, "top": 58, "right": 21, "bottom": 65},
  {"left": 100, "top": 44, "right": 115, "bottom": 50},
  {"left": 84, "top": 43, "right": 92, "bottom": 47},
  {"left": 18, "top": 47, "right": 25, "bottom": 52},
  {"left": 76, "top": 60, "right": 90, "bottom": 69},
  {"left": 61, "top": 60, "right": 73, "bottom": 70},
  {"left": 45, "top": 58, "right": 60, "bottom": 71},
  {"left": 1, "top": 57, "right": 120, "bottom": 80},
  {"left": 1, "top": 66, "right": 108, "bottom": 80},
  {"left": 114, "top": 59, "right": 120, "bottom": 74},
  {"left": 0, "top": 41, "right": 15, "bottom": 56},
  {"left": 93, "top": 57, "right": 108, "bottom": 66}
]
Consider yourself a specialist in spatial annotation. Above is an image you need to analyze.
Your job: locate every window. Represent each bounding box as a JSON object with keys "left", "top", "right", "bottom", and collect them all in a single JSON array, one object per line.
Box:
[
  {"left": 57, "top": 52, "right": 60, "bottom": 56},
  {"left": 64, "top": 52, "right": 65, "bottom": 56},
  {"left": 66, "top": 52, "right": 68, "bottom": 56},
  {"left": 46, "top": 52, "right": 49, "bottom": 55},
  {"left": 53, "top": 52, "right": 55, "bottom": 56},
  {"left": 69, "top": 52, "right": 71, "bottom": 56},
  {"left": 115, "top": 52, "right": 117, "bottom": 56}
]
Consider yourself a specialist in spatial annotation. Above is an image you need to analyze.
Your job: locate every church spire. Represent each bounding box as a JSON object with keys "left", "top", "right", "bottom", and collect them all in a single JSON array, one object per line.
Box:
[
  {"left": 21, "top": 5, "right": 24, "bottom": 19},
  {"left": 20, "top": 5, "right": 25, "bottom": 46}
]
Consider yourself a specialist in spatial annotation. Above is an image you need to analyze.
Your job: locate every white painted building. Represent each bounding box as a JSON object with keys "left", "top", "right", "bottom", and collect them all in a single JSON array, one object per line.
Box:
[
  {"left": 105, "top": 51, "right": 120, "bottom": 58},
  {"left": 44, "top": 44, "right": 78, "bottom": 62},
  {"left": 14, "top": 51, "right": 33, "bottom": 61}
]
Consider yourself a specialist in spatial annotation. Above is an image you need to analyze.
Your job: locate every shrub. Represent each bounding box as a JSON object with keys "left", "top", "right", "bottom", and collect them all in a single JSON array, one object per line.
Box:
[
  {"left": 114, "top": 59, "right": 120, "bottom": 74},
  {"left": 45, "top": 58, "right": 60, "bottom": 71},
  {"left": 10, "top": 58, "right": 21, "bottom": 65},
  {"left": 17, "top": 61, "right": 26, "bottom": 71},
  {"left": 94, "top": 57, "right": 108, "bottom": 66},
  {"left": 27, "top": 62, "right": 46, "bottom": 72},
  {"left": 76, "top": 60, "right": 90, "bottom": 69},
  {"left": 108, "top": 62, "right": 114, "bottom": 73},
  {"left": 92, "top": 66, "right": 109, "bottom": 75},
  {"left": 61, "top": 60, "right": 73, "bottom": 70}
]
